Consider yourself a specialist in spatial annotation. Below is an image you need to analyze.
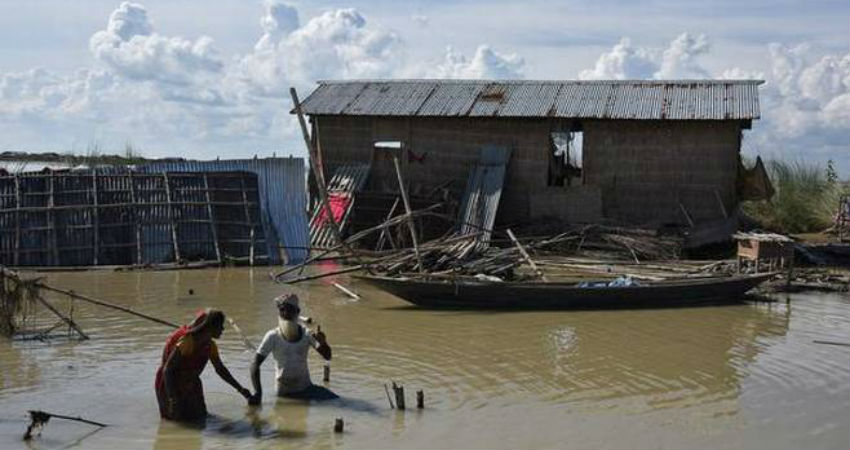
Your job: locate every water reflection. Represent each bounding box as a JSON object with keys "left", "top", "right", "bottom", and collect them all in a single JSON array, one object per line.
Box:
[{"left": 544, "top": 304, "right": 790, "bottom": 413}]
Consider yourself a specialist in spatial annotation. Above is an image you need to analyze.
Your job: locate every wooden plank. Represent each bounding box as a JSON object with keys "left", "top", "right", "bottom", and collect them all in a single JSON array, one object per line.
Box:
[
  {"left": 14, "top": 174, "right": 21, "bottom": 266},
  {"left": 162, "top": 173, "right": 181, "bottom": 263},
  {"left": 128, "top": 172, "right": 142, "bottom": 264},
  {"left": 92, "top": 171, "right": 99, "bottom": 265},
  {"left": 47, "top": 172, "right": 58, "bottom": 265},
  {"left": 239, "top": 174, "right": 255, "bottom": 265}
]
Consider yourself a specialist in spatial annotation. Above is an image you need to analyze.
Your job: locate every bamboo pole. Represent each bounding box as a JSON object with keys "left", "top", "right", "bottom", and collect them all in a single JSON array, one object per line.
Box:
[
  {"left": 14, "top": 174, "right": 21, "bottom": 266},
  {"left": 32, "top": 293, "right": 89, "bottom": 340},
  {"left": 290, "top": 87, "right": 348, "bottom": 251},
  {"left": 281, "top": 265, "right": 365, "bottom": 284},
  {"left": 163, "top": 173, "right": 181, "bottom": 263},
  {"left": 375, "top": 197, "right": 400, "bottom": 251},
  {"left": 506, "top": 229, "right": 547, "bottom": 282},
  {"left": 392, "top": 155, "right": 423, "bottom": 274},
  {"left": 128, "top": 172, "right": 143, "bottom": 265},
  {"left": 332, "top": 282, "right": 360, "bottom": 299},
  {"left": 47, "top": 172, "right": 58, "bottom": 266},
  {"left": 36, "top": 284, "right": 179, "bottom": 328},
  {"left": 24, "top": 410, "right": 107, "bottom": 440}
]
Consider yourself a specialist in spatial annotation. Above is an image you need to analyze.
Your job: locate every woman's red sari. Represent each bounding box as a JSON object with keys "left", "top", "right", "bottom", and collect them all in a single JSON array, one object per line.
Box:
[{"left": 154, "top": 325, "right": 216, "bottom": 421}]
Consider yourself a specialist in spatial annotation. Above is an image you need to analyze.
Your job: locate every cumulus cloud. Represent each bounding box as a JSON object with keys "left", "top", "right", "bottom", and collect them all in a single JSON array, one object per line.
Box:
[
  {"left": 430, "top": 45, "right": 525, "bottom": 79},
  {"left": 235, "top": 5, "right": 401, "bottom": 96},
  {"left": 578, "top": 38, "right": 657, "bottom": 79},
  {"left": 654, "top": 33, "right": 710, "bottom": 79},
  {"left": 756, "top": 44, "right": 850, "bottom": 148},
  {"left": 579, "top": 33, "right": 711, "bottom": 80},
  {"left": 0, "top": 1, "right": 409, "bottom": 157},
  {"left": 578, "top": 34, "right": 849, "bottom": 173},
  {"left": 89, "top": 2, "right": 223, "bottom": 85}
]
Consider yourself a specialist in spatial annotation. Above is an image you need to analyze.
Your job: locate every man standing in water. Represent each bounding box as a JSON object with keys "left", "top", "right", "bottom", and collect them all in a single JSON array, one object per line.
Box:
[{"left": 249, "top": 294, "right": 334, "bottom": 404}]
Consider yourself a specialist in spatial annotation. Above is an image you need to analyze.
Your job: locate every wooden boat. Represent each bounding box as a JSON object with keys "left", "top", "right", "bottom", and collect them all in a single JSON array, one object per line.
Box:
[{"left": 356, "top": 273, "right": 776, "bottom": 309}]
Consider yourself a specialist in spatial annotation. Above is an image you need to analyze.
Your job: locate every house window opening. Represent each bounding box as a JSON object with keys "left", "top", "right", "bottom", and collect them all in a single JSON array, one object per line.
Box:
[{"left": 548, "top": 131, "right": 583, "bottom": 186}]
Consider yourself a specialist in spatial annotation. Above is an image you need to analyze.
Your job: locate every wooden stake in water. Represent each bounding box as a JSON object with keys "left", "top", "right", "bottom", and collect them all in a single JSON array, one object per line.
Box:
[
  {"left": 334, "top": 418, "right": 344, "bottom": 433},
  {"left": 392, "top": 382, "right": 405, "bottom": 410}
]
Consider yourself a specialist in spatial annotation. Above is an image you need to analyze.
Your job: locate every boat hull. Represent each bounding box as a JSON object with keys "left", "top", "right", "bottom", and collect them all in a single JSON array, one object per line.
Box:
[{"left": 356, "top": 274, "right": 775, "bottom": 309}]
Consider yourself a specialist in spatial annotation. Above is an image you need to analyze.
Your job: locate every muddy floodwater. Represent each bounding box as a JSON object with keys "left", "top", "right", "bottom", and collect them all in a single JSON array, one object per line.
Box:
[{"left": 1, "top": 268, "right": 848, "bottom": 449}]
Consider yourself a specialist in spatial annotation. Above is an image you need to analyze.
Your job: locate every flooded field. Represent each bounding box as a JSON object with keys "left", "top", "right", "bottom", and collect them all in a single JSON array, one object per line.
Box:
[{"left": 1, "top": 267, "right": 848, "bottom": 449}]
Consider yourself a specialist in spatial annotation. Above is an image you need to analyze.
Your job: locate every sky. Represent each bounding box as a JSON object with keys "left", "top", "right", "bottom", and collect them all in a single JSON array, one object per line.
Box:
[{"left": 0, "top": 0, "right": 847, "bottom": 177}]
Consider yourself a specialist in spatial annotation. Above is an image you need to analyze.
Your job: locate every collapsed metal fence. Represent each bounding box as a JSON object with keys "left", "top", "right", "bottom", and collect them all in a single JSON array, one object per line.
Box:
[{"left": 0, "top": 170, "right": 267, "bottom": 266}]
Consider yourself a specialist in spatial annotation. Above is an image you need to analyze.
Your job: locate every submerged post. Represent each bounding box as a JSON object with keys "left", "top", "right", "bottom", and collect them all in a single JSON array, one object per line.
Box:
[{"left": 392, "top": 381, "right": 406, "bottom": 410}]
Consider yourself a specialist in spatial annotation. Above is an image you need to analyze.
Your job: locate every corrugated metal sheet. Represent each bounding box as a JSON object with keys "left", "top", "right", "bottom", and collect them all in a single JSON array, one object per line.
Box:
[
  {"left": 138, "top": 158, "right": 309, "bottom": 264},
  {"left": 458, "top": 145, "right": 511, "bottom": 244},
  {"left": 310, "top": 163, "right": 370, "bottom": 249},
  {"left": 300, "top": 79, "right": 763, "bottom": 120}
]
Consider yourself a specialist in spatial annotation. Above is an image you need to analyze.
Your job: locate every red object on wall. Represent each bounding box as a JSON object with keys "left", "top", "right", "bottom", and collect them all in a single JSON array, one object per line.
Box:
[{"left": 313, "top": 192, "right": 352, "bottom": 226}]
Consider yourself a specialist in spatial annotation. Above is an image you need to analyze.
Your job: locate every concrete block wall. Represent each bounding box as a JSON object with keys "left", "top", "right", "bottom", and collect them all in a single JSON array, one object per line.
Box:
[
  {"left": 583, "top": 120, "right": 741, "bottom": 226},
  {"left": 315, "top": 115, "right": 743, "bottom": 227}
]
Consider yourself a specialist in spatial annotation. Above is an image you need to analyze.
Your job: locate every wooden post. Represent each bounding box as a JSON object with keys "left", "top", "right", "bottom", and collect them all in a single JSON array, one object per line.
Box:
[
  {"left": 323, "top": 363, "right": 331, "bottom": 382},
  {"left": 506, "top": 229, "right": 548, "bottom": 282},
  {"left": 162, "top": 173, "right": 181, "bottom": 263},
  {"left": 128, "top": 172, "right": 143, "bottom": 265},
  {"left": 239, "top": 175, "right": 255, "bottom": 265},
  {"left": 13, "top": 174, "right": 21, "bottom": 266},
  {"left": 416, "top": 390, "right": 424, "bottom": 409},
  {"left": 290, "top": 87, "right": 348, "bottom": 251},
  {"left": 92, "top": 171, "right": 99, "bottom": 265},
  {"left": 203, "top": 173, "right": 222, "bottom": 263},
  {"left": 392, "top": 155, "right": 424, "bottom": 274},
  {"left": 392, "top": 382, "right": 405, "bottom": 410},
  {"left": 785, "top": 245, "right": 794, "bottom": 290},
  {"left": 47, "top": 172, "right": 59, "bottom": 266},
  {"left": 333, "top": 418, "right": 344, "bottom": 433}
]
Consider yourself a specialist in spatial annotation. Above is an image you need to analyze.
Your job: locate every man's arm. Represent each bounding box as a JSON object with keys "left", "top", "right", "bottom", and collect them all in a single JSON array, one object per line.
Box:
[
  {"left": 312, "top": 325, "right": 332, "bottom": 361},
  {"left": 249, "top": 353, "right": 266, "bottom": 405}
]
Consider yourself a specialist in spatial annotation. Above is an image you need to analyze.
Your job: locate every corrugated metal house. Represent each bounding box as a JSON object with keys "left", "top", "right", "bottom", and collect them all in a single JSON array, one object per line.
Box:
[{"left": 299, "top": 79, "right": 762, "bottom": 231}]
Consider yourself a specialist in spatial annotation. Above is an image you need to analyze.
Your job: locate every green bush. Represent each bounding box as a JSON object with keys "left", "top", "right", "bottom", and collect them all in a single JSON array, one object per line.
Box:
[{"left": 742, "top": 159, "right": 847, "bottom": 234}]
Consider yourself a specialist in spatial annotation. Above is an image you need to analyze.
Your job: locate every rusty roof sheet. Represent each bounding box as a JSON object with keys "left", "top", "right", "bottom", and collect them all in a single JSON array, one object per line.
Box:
[{"left": 299, "top": 79, "right": 763, "bottom": 120}]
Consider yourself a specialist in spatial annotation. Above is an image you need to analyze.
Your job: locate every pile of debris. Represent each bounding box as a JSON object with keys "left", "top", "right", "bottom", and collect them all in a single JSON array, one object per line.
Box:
[{"left": 273, "top": 207, "right": 694, "bottom": 284}]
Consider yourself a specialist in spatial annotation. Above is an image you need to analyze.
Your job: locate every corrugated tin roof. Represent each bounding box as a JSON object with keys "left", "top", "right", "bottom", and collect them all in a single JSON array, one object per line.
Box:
[{"left": 299, "top": 79, "right": 763, "bottom": 120}]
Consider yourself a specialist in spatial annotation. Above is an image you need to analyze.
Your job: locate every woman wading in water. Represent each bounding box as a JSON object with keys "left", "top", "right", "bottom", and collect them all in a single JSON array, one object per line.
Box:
[{"left": 154, "top": 309, "right": 252, "bottom": 422}]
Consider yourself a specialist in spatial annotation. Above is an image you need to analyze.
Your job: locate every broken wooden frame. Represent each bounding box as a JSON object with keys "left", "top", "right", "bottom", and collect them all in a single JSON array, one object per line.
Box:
[{"left": 0, "top": 170, "right": 267, "bottom": 267}]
